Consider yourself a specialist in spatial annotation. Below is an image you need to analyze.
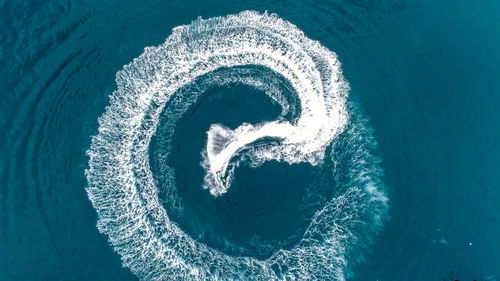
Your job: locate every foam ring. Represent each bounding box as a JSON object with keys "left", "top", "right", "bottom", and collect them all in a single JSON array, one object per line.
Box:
[{"left": 86, "top": 10, "right": 387, "bottom": 280}]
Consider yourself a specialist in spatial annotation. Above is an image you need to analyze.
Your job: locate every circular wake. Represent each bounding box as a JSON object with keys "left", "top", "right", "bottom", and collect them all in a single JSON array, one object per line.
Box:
[{"left": 86, "top": 11, "right": 387, "bottom": 280}]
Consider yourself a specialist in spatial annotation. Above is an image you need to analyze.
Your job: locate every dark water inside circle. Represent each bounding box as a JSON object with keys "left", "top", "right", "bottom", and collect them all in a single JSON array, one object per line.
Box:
[{"left": 148, "top": 83, "right": 321, "bottom": 259}]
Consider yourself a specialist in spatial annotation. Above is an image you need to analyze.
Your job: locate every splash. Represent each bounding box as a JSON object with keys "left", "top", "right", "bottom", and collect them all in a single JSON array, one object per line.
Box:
[{"left": 86, "top": 11, "right": 387, "bottom": 280}]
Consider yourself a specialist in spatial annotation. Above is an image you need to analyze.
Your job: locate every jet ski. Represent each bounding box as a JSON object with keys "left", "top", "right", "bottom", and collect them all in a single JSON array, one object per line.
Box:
[{"left": 216, "top": 171, "right": 228, "bottom": 189}]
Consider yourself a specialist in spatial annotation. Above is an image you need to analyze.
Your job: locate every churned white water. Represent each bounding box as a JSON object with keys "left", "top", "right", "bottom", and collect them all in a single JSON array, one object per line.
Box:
[{"left": 86, "top": 11, "right": 387, "bottom": 280}]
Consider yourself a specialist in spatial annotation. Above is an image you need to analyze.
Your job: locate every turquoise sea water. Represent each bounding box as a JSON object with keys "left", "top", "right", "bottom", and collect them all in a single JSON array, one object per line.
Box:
[{"left": 1, "top": 0, "right": 499, "bottom": 280}]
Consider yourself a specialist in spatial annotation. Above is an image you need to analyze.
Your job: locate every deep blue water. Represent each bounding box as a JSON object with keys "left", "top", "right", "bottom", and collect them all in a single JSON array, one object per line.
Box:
[{"left": 1, "top": 0, "right": 499, "bottom": 280}]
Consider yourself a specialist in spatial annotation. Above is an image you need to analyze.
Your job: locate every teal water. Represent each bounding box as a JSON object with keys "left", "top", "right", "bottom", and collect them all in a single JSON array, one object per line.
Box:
[{"left": 1, "top": 0, "right": 499, "bottom": 280}]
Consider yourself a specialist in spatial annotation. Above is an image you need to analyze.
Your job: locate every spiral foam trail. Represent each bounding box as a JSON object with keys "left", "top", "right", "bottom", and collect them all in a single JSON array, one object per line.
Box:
[{"left": 86, "top": 10, "right": 387, "bottom": 280}]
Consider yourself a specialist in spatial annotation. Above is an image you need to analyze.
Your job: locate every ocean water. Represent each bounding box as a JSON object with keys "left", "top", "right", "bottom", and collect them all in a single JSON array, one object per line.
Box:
[{"left": 1, "top": 0, "right": 499, "bottom": 280}]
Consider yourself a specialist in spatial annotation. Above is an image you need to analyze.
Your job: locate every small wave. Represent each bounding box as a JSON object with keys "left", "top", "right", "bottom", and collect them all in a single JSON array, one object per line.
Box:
[{"left": 86, "top": 10, "right": 387, "bottom": 280}]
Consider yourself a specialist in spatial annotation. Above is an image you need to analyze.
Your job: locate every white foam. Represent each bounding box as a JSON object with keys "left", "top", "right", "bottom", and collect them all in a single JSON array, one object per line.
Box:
[
  {"left": 86, "top": 11, "right": 387, "bottom": 280},
  {"left": 189, "top": 13, "right": 351, "bottom": 195}
]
